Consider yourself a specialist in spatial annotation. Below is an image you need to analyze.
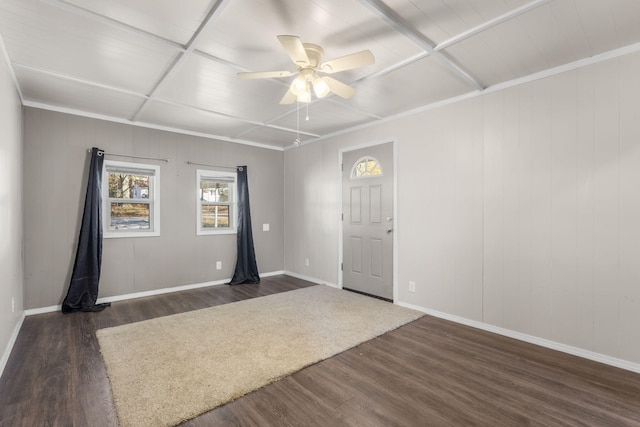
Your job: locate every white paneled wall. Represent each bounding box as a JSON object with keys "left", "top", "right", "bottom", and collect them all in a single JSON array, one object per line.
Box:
[
  {"left": 0, "top": 41, "right": 23, "bottom": 375},
  {"left": 285, "top": 50, "right": 640, "bottom": 365}
]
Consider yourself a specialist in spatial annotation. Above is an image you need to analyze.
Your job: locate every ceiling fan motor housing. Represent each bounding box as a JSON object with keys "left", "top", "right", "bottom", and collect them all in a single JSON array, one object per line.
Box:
[{"left": 301, "top": 43, "right": 324, "bottom": 69}]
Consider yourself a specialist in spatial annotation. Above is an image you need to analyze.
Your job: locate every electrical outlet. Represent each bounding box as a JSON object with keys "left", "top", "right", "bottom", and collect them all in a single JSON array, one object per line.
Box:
[
  {"left": 409, "top": 281, "right": 416, "bottom": 293},
  {"left": 216, "top": 261, "right": 222, "bottom": 270},
  {"left": 11, "top": 297, "right": 15, "bottom": 313},
  {"left": 305, "top": 258, "right": 310, "bottom": 267}
]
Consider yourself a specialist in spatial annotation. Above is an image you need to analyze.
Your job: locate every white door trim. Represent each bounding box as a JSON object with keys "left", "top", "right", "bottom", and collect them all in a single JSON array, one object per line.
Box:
[{"left": 338, "top": 138, "right": 398, "bottom": 302}]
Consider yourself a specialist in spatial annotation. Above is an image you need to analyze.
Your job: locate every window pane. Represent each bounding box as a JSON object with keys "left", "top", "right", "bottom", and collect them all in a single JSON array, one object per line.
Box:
[
  {"left": 200, "top": 181, "right": 229, "bottom": 203},
  {"left": 108, "top": 173, "right": 150, "bottom": 199},
  {"left": 352, "top": 157, "right": 382, "bottom": 178},
  {"left": 110, "top": 203, "right": 150, "bottom": 230},
  {"left": 201, "top": 205, "right": 230, "bottom": 228}
]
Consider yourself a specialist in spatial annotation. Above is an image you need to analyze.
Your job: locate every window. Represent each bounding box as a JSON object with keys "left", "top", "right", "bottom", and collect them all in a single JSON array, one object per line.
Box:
[
  {"left": 351, "top": 156, "right": 383, "bottom": 178},
  {"left": 103, "top": 160, "right": 160, "bottom": 238},
  {"left": 197, "top": 169, "right": 236, "bottom": 235}
]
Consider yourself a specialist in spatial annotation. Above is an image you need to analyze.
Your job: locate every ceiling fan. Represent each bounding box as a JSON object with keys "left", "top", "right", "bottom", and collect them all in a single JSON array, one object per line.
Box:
[{"left": 237, "top": 35, "right": 374, "bottom": 104}]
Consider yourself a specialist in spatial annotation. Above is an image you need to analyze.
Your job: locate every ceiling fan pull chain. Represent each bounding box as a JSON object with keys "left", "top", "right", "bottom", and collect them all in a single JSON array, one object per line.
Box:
[{"left": 295, "top": 101, "right": 301, "bottom": 146}]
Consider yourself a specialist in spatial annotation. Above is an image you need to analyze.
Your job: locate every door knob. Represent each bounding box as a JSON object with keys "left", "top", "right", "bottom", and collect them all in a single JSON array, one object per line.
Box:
[{"left": 386, "top": 227, "right": 393, "bottom": 234}]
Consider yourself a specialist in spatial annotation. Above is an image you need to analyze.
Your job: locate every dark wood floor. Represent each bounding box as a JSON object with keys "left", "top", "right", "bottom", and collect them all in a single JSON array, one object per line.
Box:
[{"left": 1, "top": 275, "right": 640, "bottom": 426}]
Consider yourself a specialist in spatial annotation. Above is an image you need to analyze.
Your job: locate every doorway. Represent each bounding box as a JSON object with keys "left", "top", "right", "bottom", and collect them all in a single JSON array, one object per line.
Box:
[{"left": 341, "top": 142, "right": 394, "bottom": 300}]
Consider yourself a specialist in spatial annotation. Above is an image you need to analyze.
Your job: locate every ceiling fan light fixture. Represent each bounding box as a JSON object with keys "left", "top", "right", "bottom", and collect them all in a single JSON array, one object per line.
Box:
[
  {"left": 297, "top": 89, "right": 311, "bottom": 103},
  {"left": 312, "top": 77, "right": 330, "bottom": 98},
  {"left": 290, "top": 75, "right": 307, "bottom": 96}
]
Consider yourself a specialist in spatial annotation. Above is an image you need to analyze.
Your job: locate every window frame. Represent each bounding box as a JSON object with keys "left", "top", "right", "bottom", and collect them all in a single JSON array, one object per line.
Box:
[
  {"left": 350, "top": 156, "right": 383, "bottom": 179},
  {"left": 196, "top": 169, "right": 237, "bottom": 236},
  {"left": 102, "top": 160, "right": 161, "bottom": 239}
]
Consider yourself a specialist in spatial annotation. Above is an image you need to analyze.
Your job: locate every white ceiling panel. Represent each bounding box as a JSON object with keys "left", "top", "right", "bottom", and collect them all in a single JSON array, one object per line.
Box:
[
  {"left": 382, "top": 0, "right": 535, "bottom": 45},
  {"left": 241, "top": 124, "right": 315, "bottom": 148},
  {"left": 61, "top": 0, "right": 214, "bottom": 45},
  {"left": 444, "top": 0, "right": 640, "bottom": 88},
  {"left": 573, "top": 0, "right": 640, "bottom": 54},
  {"left": 269, "top": 100, "right": 378, "bottom": 136},
  {"left": 137, "top": 100, "right": 261, "bottom": 142},
  {"left": 155, "top": 54, "right": 292, "bottom": 123},
  {"left": 16, "top": 66, "right": 145, "bottom": 118},
  {"left": 349, "top": 56, "right": 473, "bottom": 117},
  {"left": 2, "top": 0, "right": 640, "bottom": 149},
  {"left": 0, "top": 0, "right": 180, "bottom": 94}
]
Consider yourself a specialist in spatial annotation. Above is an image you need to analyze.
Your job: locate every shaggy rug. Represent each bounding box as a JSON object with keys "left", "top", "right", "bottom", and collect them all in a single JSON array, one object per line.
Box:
[{"left": 96, "top": 285, "right": 424, "bottom": 427}]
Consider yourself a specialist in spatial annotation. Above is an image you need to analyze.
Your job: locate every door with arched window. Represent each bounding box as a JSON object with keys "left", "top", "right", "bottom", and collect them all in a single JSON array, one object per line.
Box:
[{"left": 342, "top": 142, "right": 394, "bottom": 300}]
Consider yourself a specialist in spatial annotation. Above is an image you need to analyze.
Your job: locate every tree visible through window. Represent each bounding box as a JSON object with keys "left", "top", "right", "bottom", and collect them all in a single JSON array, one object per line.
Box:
[
  {"left": 197, "top": 170, "right": 236, "bottom": 235},
  {"left": 351, "top": 156, "right": 382, "bottom": 178},
  {"left": 103, "top": 160, "right": 160, "bottom": 238}
]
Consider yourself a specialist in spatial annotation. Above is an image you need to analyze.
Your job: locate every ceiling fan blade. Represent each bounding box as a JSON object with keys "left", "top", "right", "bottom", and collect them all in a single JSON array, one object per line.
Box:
[
  {"left": 279, "top": 89, "right": 297, "bottom": 105},
  {"left": 237, "top": 70, "right": 293, "bottom": 80},
  {"left": 320, "top": 50, "right": 374, "bottom": 74},
  {"left": 277, "top": 35, "right": 310, "bottom": 66},
  {"left": 324, "top": 77, "right": 356, "bottom": 99}
]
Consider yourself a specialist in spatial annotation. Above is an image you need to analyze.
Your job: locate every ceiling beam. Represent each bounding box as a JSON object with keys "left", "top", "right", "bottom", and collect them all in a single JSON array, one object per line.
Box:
[
  {"left": 12, "top": 62, "right": 149, "bottom": 99},
  {"left": 352, "top": 0, "right": 552, "bottom": 99},
  {"left": 356, "top": 0, "right": 483, "bottom": 91},
  {"left": 435, "top": 0, "right": 552, "bottom": 51},
  {"left": 131, "top": 0, "right": 232, "bottom": 121}
]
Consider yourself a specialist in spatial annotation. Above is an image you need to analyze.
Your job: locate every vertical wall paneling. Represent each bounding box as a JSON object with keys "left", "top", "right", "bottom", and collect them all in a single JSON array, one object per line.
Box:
[
  {"left": 549, "top": 71, "right": 579, "bottom": 346},
  {"left": 501, "top": 86, "right": 523, "bottom": 332},
  {"left": 618, "top": 53, "right": 640, "bottom": 361},
  {"left": 515, "top": 83, "right": 534, "bottom": 334},
  {"left": 592, "top": 59, "right": 620, "bottom": 356},
  {"left": 482, "top": 90, "right": 505, "bottom": 327},
  {"left": 528, "top": 77, "right": 553, "bottom": 339},
  {"left": 574, "top": 66, "right": 596, "bottom": 352}
]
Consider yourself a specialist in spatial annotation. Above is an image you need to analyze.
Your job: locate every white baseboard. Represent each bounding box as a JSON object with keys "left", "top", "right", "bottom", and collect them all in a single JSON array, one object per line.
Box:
[
  {"left": 12, "top": 272, "right": 640, "bottom": 376},
  {"left": 0, "top": 312, "right": 25, "bottom": 380},
  {"left": 24, "top": 270, "right": 288, "bottom": 316},
  {"left": 283, "top": 270, "right": 339, "bottom": 288},
  {"left": 397, "top": 301, "right": 640, "bottom": 374}
]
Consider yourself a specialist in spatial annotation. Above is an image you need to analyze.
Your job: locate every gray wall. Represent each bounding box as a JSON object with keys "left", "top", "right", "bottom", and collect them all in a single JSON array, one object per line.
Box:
[
  {"left": 0, "top": 47, "right": 23, "bottom": 370},
  {"left": 284, "top": 50, "right": 640, "bottom": 365},
  {"left": 23, "top": 108, "right": 284, "bottom": 309}
]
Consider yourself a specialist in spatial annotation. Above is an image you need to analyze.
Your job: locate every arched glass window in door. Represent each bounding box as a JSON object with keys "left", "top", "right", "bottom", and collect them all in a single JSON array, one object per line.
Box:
[{"left": 351, "top": 156, "right": 383, "bottom": 178}]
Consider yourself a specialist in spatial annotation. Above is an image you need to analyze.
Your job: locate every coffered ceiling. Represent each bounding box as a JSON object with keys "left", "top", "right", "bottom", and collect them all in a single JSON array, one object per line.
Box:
[{"left": 1, "top": 0, "right": 640, "bottom": 150}]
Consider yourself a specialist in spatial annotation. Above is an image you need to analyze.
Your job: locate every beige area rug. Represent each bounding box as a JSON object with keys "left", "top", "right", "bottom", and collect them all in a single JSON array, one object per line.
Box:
[{"left": 97, "top": 285, "right": 424, "bottom": 427}]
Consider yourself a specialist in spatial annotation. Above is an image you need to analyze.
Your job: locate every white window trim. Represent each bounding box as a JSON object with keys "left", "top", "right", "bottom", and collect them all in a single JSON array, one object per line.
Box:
[
  {"left": 103, "top": 160, "right": 161, "bottom": 239},
  {"left": 196, "top": 169, "right": 237, "bottom": 236}
]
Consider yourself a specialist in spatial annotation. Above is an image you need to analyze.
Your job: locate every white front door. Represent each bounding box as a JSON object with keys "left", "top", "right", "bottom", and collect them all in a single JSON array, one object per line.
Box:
[{"left": 342, "top": 142, "right": 394, "bottom": 300}]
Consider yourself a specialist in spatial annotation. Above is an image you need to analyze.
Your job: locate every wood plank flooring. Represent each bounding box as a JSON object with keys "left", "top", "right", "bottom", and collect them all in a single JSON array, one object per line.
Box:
[{"left": 1, "top": 275, "right": 640, "bottom": 426}]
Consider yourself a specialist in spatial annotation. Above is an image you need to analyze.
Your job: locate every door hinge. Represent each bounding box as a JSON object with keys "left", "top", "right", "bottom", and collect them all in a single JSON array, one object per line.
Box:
[
  {"left": 341, "top": 163, "right": 344, "bottom": 172},
  {"left": 341, "top": 213, "right": 344, "bottom": 221},
  {"left": 341, "top": 263, "right": 343, "bottom": 271}
]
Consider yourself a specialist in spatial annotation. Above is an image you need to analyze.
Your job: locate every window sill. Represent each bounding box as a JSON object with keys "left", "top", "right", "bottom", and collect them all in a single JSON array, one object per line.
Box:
[
  {"left": 104, "top": 230, "right": 161, "bottom": 239},
  {"left": 196, "top": 229, "right": 237, "bottom": 236}
]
